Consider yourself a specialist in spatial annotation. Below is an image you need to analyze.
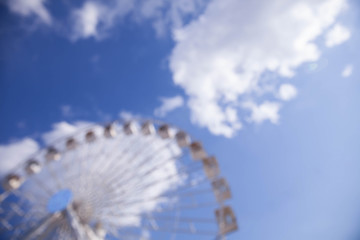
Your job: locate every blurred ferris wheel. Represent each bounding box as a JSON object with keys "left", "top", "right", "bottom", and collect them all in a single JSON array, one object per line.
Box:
[{"left": 0, "top": 119, "right": 238, "bottom": 240}]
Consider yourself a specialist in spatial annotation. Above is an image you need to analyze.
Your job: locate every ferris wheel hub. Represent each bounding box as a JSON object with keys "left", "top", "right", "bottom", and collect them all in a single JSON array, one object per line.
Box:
[{"left": 47, "top": 189, "right": 73, "bottom": 213}]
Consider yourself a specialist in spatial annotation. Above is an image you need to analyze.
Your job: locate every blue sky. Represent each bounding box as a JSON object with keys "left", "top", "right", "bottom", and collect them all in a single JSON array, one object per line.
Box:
[{"left": 0, "top": 0, "right": 360, "bottom": 239}]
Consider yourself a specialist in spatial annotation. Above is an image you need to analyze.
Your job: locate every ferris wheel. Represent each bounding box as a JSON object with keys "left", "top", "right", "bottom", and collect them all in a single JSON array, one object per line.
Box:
[{"left": 0, "top": 119, "right": 238, "bottom": 240}]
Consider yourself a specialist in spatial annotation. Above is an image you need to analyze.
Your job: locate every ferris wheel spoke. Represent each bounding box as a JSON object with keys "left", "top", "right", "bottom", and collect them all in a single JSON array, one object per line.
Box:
[
  {"left": 95, "top": 135, "right": 164, "bottom": 185},
  {"left": 21, "top": 212, "right": 63, "bottom": 240},
  {"left": 9, "top": 211, "right": 48, "bottom": 233},
  {"left": 105, "top": 219, "right": 218, "bottom": 237},
  {"left": 85, "top": 137, "right": 139, "bottom": 183},
  {"left": 105, "top": 224, "right": 143, "bottom": 240},
  {"left": 102, "top": 185, "right": 213, "bottom": 212},
  {"left": 58, "top": 150, "right": 77, "bottom": 186},
  {"left": 30, "top": 170, "right": 57, "bottom": 198},
  {"left": 86, "top": 133, "right": 126, "bottom": 177},
  {"left": 0, "top": 191, "right": 11, "bottom": 203},
  {"left": 111, "top": 148, "right": 190, "bottom": 193},
  {"left": 156, "top": 181, "right": 205, "bottom": 240},
  {"left": 71, "top": 135, "right": 101, "bottom": 191},
  {"left": 118, "top": 134, "right": 155, "bottom": 159},
  {"left": 101, "top": 131, "right": 151, "bottom": 165},
  {"left": 170, "top": 175, "right": 211, "bottom": 194},
  {"left": 88, "top": 135, "right": 112, "bottom": 170},
  {"left": 144, "top": 226, "right": 218, "bottom": 236},
  {"left": 103, "top": 177, "right": 203, "bottom": 213},
  {"left": 102, "top": 209, "right": 152, "bottom": 240},
  {"left": 103, "top": 145, "right": 191, "bottom": 193},
  {"left": 60, "top": 146, "right": 92, "bottom": 191},
  {"left": 57, "top": 149, "right": 74, "bottom": 175},
  {"left": 99, "top": 134, "right": 176, "bottom": 177},
  {"left": 170, "top": 201, "right": 181, "bottom": 240},
  {"left": 12, "top": 189, "right": 47, "bottom": 212},
  {"left": 157, "top": 201, "right": 219, "bottom": 213},
  {"left": 102, "top": 163, "right": 203, "bottom": 209},
  {"left": 103, "top": 212, "right": 217, "bottom": 225},
  {"left": 98, "top": 200, "right": 218, "bottom": 218},
  {"left": 45, "top": 164, "right": 64, "bottom": 193},
  {"left": 61, "top": 141, "right": 95, "bottom": 190},
  {"left": 155, "top": 174, "right": 210, "bottom": 196},
  {"left": 98, "top": 188, "right": 213, "bottom": 219},
  {"left": 77, "top": 141, "right": 100, "bottom": 190},
  {"left": 124, "top": 162, "right": 203, "bottom": 196},
  {"left": 103, "top": 150, "right": 184, "bottom": 196},
  {"left": 103, "top": 215, "right": 218, "bottom": 239}
]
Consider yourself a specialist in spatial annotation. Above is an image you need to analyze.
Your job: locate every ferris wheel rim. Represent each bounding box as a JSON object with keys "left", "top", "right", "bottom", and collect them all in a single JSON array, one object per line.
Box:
[{"left": 0, "top": 118, "right": 237, "bottom": 240}]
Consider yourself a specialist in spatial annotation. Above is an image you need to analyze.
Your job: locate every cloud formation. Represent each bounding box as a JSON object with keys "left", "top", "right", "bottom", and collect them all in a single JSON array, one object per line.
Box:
[
  {"left": 5, "top": 0, "right": 206, "bottom": 39},
  {"left": 0, "top": 138, "right": 39, "bottom": 177},
  {"left": 6, "top": 0, "right": 52, "bottom": 25},
  {"left": 170, "top": 0, "right": 349, "bottom": 137},
  {"left": 154, "top": 95, "right": 184, "bottom": 117},
  {"left": 4, "top": 0, "right": 351, "bottom": 137},
  {"left": 341, "top": 64, "right": 353, "bottom": 77},
  {"left": 325, "top": 23, "right": 351, "bottom": 47},
  {"left": 70, "top": 0, "right": 134, "bottom": 40},
  {"left": 278, "top": 84, "right": 298, "bottom": 101},
  {"left": 119, "top": 110, "right": 141, "bottom": 121},
  {"left": 60, "top": 105, "right": 73, "bottom": 118},
  {"left": 42, "top": 121, "right": 92, "bottom": 144},
  {"left": 243, "top": 101, "right": 281, "bottom": 125},
  {"left": 70, "top": 0, "right": 206, "bottom": 40}
]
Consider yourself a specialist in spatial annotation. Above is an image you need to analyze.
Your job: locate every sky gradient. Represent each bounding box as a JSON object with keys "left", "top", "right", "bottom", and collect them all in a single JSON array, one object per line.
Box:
[{"left": 0, "top": 0, "right": 360, "bottom": 239}]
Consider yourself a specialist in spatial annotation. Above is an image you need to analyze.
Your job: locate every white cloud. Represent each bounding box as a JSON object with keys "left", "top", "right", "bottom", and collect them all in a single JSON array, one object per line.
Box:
[
  {"left": 4, "top": 0, "right": 351, "bottom": 137},
  {"left": 341, "top": 64, "right": 353, "bottom": 77},
  {"left": 70, "top": 0, "right": 207, "bottom": 40},
  {"left": 278, "top": 84, "right": 298, "bottom": 101},
  {"left": 148, "top": 0, "right": 207, "bottom": 37},
  {"left": 325, "top": 23, "right": 351, "bottom": 47},
  {"left": 243, "top": 101, "right": 281, "bottom": 124},
  {"left": 154, "top": 95, "right": 184, "bottom": 117},
  {"left": 119, "top": 110, "right": 141, "bottom": 121},
  {"left": 0, "top": 138, "right": 39, "bottom": 177},
  {"left": 60, "top": 105, "right": 73, "bottom": 117},
  {"left": 71, "top": 1, "right": 104, "bottom": 39},
  {"left": 7, "top": 0, "right": 52, "bottom": 25},
  {"left": 5, "top": 0, "right": 206, "bottom": 38},
  {"left": 70, "top": 0, "right": 134, "bottom": 40},
  {"left": 169, "top": 0, "right": 348, "bottom": 137},
  {"left": 42, "top": 121, "right": 78, "bottom": 144},
  {"left": 41, "top": 121, "right": 92, "bottom": 144}
]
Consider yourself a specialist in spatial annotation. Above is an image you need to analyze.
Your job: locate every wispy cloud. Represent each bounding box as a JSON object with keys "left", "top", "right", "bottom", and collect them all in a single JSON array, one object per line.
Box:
[
  {"left": 6, "top": 0, "right": 52, "bottom": 25},
  {"left": 60, "top": 105, "right": 73, "bottom": 118},
  {"left": 5, "top": 0, "right": 206, "bottom": 40},
  {"left": 154, "top": 95, "right": 184, "bottom": 117},
  {"left": 243, "top": 101, "right": 281, "bottom": 124},
  {"left": 0, "top": 138, "right": 39, "bottom": 177},
  {"left": 70, "top": 0, "right": 206, "bottom": 40},
  {"left": 119, "top": 110, "right": 141, "bottom": 121},
  {"left": 325, "top": 23, "right": 351, "bottom": 48},
  {"left": 70, "top": 0, "right": 134, "bottom": 41},
  {"left": 277, "top": 84, "right": 298, "bottom": 101},
  {"left": 341, "top": 64, "right": 353, "bottom": 78},
  {"left": 41, "top": 121, "right": 92, "bottom": 144}
]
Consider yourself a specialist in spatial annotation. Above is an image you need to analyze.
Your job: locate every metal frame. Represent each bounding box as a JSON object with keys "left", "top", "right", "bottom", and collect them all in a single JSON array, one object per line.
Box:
[{"left": 0, "top": 118, "right": 238, "bottom": 240}]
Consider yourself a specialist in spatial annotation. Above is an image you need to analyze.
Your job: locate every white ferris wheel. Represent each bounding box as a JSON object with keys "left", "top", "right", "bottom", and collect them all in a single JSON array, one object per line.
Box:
[{"left": 0, "top": 119, "right": 238, "bottom": 240}]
